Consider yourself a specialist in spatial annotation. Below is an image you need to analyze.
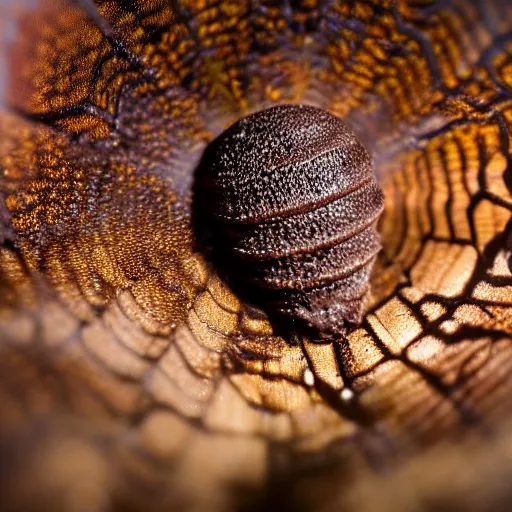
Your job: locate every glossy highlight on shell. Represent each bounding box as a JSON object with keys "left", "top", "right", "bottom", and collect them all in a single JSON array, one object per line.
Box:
[{"left": 195, "top": 104, "right": 384, "bottom": 337}]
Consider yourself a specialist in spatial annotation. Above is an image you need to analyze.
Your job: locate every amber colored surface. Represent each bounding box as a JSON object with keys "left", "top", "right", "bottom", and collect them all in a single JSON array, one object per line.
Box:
[{"left": 1, "top": 1, "right": 512, "bottom": 511}]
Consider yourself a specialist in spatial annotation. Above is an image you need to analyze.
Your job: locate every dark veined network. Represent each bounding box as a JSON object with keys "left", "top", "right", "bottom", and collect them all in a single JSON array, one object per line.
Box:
[{"left": 0, "top": 1, "right": 512, "bottom": 511}]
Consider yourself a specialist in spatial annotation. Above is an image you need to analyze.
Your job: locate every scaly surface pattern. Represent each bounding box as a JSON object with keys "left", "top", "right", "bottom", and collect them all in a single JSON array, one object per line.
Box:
[{"left": 1, "top": 1, "right": 512, "bottom": 510}]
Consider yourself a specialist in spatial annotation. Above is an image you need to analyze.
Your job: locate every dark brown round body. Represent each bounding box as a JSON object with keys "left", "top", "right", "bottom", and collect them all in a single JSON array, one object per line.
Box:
[{"left": 194, "top": 104, "right": 384, "bottom": 337}]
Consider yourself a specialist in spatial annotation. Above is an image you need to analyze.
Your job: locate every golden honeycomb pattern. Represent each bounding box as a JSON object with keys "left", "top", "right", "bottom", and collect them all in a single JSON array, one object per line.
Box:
[{"left": 1, "top": 0, "right": 512, "bottom": 510}]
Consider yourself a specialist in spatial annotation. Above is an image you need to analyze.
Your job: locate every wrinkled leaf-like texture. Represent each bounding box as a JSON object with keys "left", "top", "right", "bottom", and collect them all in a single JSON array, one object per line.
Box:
[{"left": 1, "top": 0, "right": 512, "bottom": 510}]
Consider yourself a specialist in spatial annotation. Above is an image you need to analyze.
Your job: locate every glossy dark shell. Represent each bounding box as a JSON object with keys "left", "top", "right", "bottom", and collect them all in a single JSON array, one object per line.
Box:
[{"left": 195, "top": 104, "right": 384, "bottom": 337}]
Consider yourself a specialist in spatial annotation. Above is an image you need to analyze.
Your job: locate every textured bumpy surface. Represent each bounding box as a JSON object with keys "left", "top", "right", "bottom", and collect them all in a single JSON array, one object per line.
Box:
[
  {"left": 195, "top": 104, "right": 384, "bottom": 336},
  {"left": 1, "top": 1, "right": 512, "bottom": 511}
]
